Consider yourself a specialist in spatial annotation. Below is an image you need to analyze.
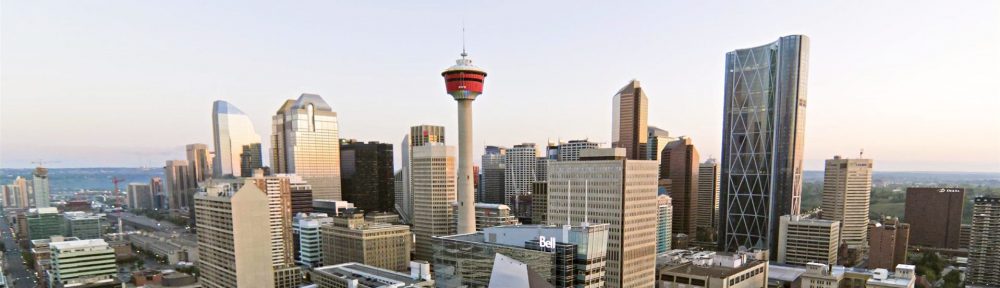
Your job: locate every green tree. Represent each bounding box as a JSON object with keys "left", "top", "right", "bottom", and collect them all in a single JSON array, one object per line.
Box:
[{"left": 942, "top": 270, "right": 962, "bottom": 288}]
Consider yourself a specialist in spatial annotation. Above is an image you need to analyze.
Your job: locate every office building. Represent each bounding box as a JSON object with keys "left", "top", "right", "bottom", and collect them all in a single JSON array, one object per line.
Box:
[
  {"left": 15, "top": 176, "right": 30, "bottom": 208},
  {"left": 398, "top": 125, "right": 446, "bottom": 224},
  {"left": 212, "top": 100, "right": 263, "bottom": 178},
  {"left": 194, "top": 181, "right": 276, "bottom": 288},
  {"left": 821, "top": 156, "right": 873, "bottom": 248},
  {"left": 409, "top": 125, "right": 445, "bottom": 146},
  {"left": 482, "top": 146, "right": 506, "bottom": 204},
  {"left": 969, "top": 197, "right": 1000, "bottom": 286},
  {"left": 272, "top": 93, "right": 342, "bottom": 200},
  {"left": 164, "top": 160, "right": 196, "bottom": 211},
  {"left": 505, "top": 143, "right": 538, "bottom": 207},
  {"left": 239, "top": 142, "right": 265, "bottom": 177},
  {"left": 339, "top": 140, "right": 395, "bottom": 213},
  {"left": 150, "top": 177, "right": 165, "bottom": 210},
  {"left": 696, "top": 158, "right": 720, "bottom": 243},
  {"left": 777, "top": 215, "right": 840, "bottom": 266},
  {"left": 532, "top": 182, "right": 548, "bottom": 225},
  {"left": 655, "top": 250, "right": 769, "bottom": 288},
  {"left": 904, "top": 187, "right": 964, "bottom": 249},
  {"left": 63, "top": 212, "right": 101, "bottom": 240},
  {"left": 557, "top": 139, "right": 600, "bottom": 162},
  {"left": 127, "top": 183, "right": 154, "bottom": 211},
  {"left": 27, "top": 207, "right": 63, "bottom": 240},
  {"left": 250, "top": 173, "right": 297, "bottom": 269},
  {"left": 313, "top": 200, "right": 356, "bottom": 216},
  {"left": 866, "top": 264, "right": 917, "bottom": 288},
  {"left": 186, "top": 143, "right": 212, "bottom": 182},
  {"left": 548, "top": 148, "right": 659, "bottom": 288},
  {"left": 293, "top": 213, "right": 333, "bottom": 268},
  {"left": 464, "top": 203, "right": 519, "bottom": 230},
  {"left": 49, "top": 239, "right": 117, "bottom": 287},
  {"left": 661, "top": 137, "right": 699, "bottom": 236},
  {"left": 719, "top": 35, "right": 810, "bottom": 255},
  {"left": 310, "top": 262, "right": 433, "bottom": 288},
  {"left": 868, "top": 217, "right": 909, "bottom": 270},
  {"left": 286, "top": 176, "right": 313, "bottom": 214},
  {"left": 612, "top": 80, "right": 649, "bottom": 160},
  {"left": 434, "top": 223, "right": 609, "bottom": 287},
  {"left": 410, "top": 143, "right": 456, "bottom": 261},
  {"left": 321, "top": 212, "right": 412, "bottom": 272},
  {"left": 658, "top": 195, "right": 672, "bottom": 253},
  {"left": 646, "top": 126, "right": 675, "bottom": 165},
  {"left": 32, "top": 166, "right": 51, "bottom": 208}
]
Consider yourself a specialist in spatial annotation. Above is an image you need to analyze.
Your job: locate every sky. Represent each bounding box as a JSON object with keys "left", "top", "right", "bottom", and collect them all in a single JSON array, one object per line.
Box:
[{"left": 2, "top": 1, "right": 999, "bottom": 172}]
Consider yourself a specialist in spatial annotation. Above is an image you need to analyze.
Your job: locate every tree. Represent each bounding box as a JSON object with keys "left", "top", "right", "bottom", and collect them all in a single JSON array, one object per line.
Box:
[{"left": 942, "top": 270, "right": 962, "bottom": 288}]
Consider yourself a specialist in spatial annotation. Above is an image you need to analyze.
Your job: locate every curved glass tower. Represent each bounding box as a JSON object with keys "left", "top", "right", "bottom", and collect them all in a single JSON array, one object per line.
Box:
[
  {"left": 718, "top": 35, "right": 809, "bottom": 257},
  {"left": 212, "top": 100, "right": 263, "bottom": 178}
]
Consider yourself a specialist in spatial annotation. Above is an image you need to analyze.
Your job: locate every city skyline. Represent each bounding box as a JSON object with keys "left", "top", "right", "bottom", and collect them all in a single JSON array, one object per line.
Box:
[{"left": 2, "top": 1, "right": 999, "bottom": 173}]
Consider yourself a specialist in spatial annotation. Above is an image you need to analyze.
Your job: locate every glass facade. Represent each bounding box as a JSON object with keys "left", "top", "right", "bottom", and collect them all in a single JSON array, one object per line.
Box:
[
  {"left": 272, "top": 94, "right": 342, "bottom": 200},
  {"left": 434, "top": 235, "right": 557, "bottom": 287},
  {"left": 718, "top": 35, "right": 809, "bottom": 255},
  {"left": 212, "top": 100, "right": 262, "bottom": 178}
]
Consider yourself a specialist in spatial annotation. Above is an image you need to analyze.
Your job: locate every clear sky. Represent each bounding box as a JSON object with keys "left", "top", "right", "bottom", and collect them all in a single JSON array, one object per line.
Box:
[{"left": 2, "top": 1, "right": 998, "bottom": 172}]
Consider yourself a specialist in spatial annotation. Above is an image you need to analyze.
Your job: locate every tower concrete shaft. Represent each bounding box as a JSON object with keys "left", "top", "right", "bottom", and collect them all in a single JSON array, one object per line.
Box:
[{"left": 442, "top": 53, "right": 487, "bottom": 235}]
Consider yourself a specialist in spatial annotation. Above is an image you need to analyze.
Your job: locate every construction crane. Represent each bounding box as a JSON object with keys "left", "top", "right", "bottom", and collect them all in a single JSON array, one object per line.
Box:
[{"left": 112, "top": 176, "right": 127, "bottom": 208}]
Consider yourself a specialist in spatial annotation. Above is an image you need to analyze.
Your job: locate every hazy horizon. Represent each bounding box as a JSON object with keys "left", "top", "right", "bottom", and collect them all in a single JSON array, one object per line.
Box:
[{"left": 2, "top": 1, "right": 998, "bottom": 172}]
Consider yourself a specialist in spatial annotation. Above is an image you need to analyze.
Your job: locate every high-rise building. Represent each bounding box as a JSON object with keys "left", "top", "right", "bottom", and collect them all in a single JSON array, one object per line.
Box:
[
  {"left": 339, "top": 140, "right": 395, "bottom": 213},
  {"left": 186, "top": 143, "right": 212, "bottom": 182},
  {"left": 868, "top": 217, "right": 910, "bottom": 270},
  {"left": 272, "top": 94, "right": 342, "bottom": 201},
  {"left": 646, "top": 126, "right": 675, "bottom": 166},
  {"left": 718, "top": 35, "right": 810, "bottom": 255},
  {"left": 777, "top": 215, "right": 840, "bottom": 266},
  {"left": 127, "top": 183, "right": 154, "bottom": 211},
  {"left": 289, "top": 176, "right": 313, "bottom": 215},
  {"left": 292, "top": 212, "right": 332, "bottom": 268},
  {"left": 696, "top": 159, "right": 720, "bottom": 243},
  {"left": 557, "top": 139, "right": 599, "bottom": 162},
  {"left": 212, "top": 100, "right": 262, "bottom": 178},
  {"left": 312, "top": 200, "right": 356, "bottom": 216},
  {"left": 441, "top": 51, "right": 487, "bottom": 235},
  {"left": 409, "top": 125, "right": 445, "bottom": 146},
  {"left": 26, "top": 207, "right": 63, "bottom": 240},
  {"left": 434, "top": 224, "right": 609, "bottom": 287},
  {"left": 531, "top": 182, "right": 548, "bottom": 225},
  {"left": 612, "top": 80, "right": 649, "bottom": 160},
  {"left": 150, "top": 177, "right": 165, "bottom": 210},
  {"left": 547, "top": 148, "right": 658, "bottom": 288},
  {"left": 239, "top": 143, "right": 264, "bottom": 177},
  {"left": 321, "top": 212, "right": 412, "bottom": 272},
  {"left": 63, "top": 212, "right": 102, "bottom": 240},
  {"left": 661, "top": 137, "right": 699, "bottom": 236},
  {"left": 32, "top": 166, "right": 51, "bottom": 208},
  {"left": 481, "top": 146, "right": 506, "bottom": 204},
  {"left": 194, "top": 181, "right": 276, "bottom": 288},
  {"left": 250, "top": 173, "right": 296, "bottom": 269},
  {"left": 969, "top": 196, "right": 1000, "bottom": 286},
  {"left": 821, "top": 156, "right": 873, "bottom": 248},
  {"left": 164, "top": 160, "right": 195, "bottom": 211},
  {"left": 12, "top": 176, "right": 30, "bottom": 208},
  {"left": 398, "top": 125, "right": 447, "bottom": 225},
  {"left": 904, "top": 187, "right": 964, "bottom": 249},
  {"left": 50, "top": 239, "right": 117, "bottom": 287},
  {"left": 410, "top": 143, "right": 457, "bottom": 261},
  {"left": 657, "top": 195, "right": 673, "bottom": 253},
  {"left": 504, "top": 143, "right": 538, "bottom": 206}
]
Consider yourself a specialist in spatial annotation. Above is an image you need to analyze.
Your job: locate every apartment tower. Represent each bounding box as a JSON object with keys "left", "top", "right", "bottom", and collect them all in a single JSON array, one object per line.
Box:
[
  {"left": 968, "top": 197, "right": 1000, "bottom": 286},
  {"left": 194, "top": 181, "right": 276, "bottom": 288},
  {"left": 32, "top": 166, "right": 50, "bottom": 208}
]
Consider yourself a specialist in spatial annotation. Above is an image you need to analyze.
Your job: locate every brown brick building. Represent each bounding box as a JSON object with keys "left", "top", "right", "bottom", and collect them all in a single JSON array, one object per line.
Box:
[
  {"left": 904, "top": 187, "right": 964, "bottom": 249},
  {"left": 868, "top": 217, "right": 910, "bottom": 269}
]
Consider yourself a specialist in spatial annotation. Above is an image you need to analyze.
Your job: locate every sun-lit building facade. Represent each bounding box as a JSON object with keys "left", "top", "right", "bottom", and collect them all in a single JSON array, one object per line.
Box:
[
  {"left": 212, "top": 100, "right": 263, "bottom": 178},
  {"left": 272, "top": 94, "right": 342, "bottom": 201}
]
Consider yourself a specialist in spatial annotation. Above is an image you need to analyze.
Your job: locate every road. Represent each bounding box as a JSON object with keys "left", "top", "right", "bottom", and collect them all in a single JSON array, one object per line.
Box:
[{"left": 1, "top": 219, "right": 40, "bottom": 288}]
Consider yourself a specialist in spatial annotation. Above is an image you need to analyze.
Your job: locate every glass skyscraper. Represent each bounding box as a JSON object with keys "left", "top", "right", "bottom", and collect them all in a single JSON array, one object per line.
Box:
[
  {"left": 718, "top": 35, "right": 809, "bottom": 256},
  {"left": 272, "top": 94, "right": 342, "bottom": 201},
  {"left": 212, "top": 100, "right": 262, "bottom": 178}
]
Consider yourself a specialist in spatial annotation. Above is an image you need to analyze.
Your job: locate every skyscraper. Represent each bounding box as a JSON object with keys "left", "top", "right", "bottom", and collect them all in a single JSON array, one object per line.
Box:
[
  {"left": 164, "top": 160, "right": 195, "bottom": 211},
  {"left": 612, "top": 80, "right": 649, "bottom": 160},
  {"left": 186, "top": 143, "right": 212, "bottom": 182},
  {"left": 250, "top": 174, "right": 296, "bottom": 269},
  {"left": 194, "top": 181, "right": 276, "bottom": 288},
  {"left": 904, "top": 187, "right": 964, "bottom": 249},
  {"left": 718, "top": 35, "right": 810, "bottom": 255},
  {"left": 212, "top": 100, "right": 262, "bottom": 178},
  {"left": 441, "top": 51, "right": 487, "bottom": 235},
  {"left": 696, "top": 159, "right": 720, "bottom": 243},
  {"left": 272, "top": 93, "right": 342, "bottom": 200},
  {"left": 481, "top": 146, "right": 506, "bottom": 204},
  {"left": 646, "top": 126, "right": 675, "bottom": 165},
  {"left": 32, "top": 166, "right": 50, "bottom": 208},
  {"left": 661, "top": 137, "right": 699, "bottom": 236},
  {"left": 658, "top": 195, "right": 673, "bottom": 253},
  {"left": 150, "top": 177, "right": 164, "bottom": 210},
  {"left": 820, "top": 156, "right": 873, "bottom": 248},
  {"left": 398, "top": 125, "right": 446, "bottom": 224},
  {"left": 339, "top": 140, "right": 395, "bottom": 213},
  {"left": 126, "top": 183, "right": 154, "bottom": 211},
  {"left": 548, "top": 148, "right": 659, "bottom": 288},
  {"left": 556, "top": 139, "right": 599, "bottom": 162},
  {"left": 968, "top": 197, "right": 1000, "bottom": 286},
  {"left": 504, "top": 143, "right": 537, "bottom": 206},
  {"left": 239, "top": 143, "right": 264, "bottom": 177},
  {"left": 410, "top": 143, "right": 457, "bottom": 261}
]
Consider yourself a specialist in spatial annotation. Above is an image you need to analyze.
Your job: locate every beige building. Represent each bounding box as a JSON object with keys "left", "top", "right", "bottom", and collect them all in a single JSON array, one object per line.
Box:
[
  {"left": 656, "top": 250, "right": 769, "bottom": 288},
  {"left": 462, "top": 203, "right": 519, "bottom": 230},
  {"left": 250, "top": 173, "right": 295, "bottom": 268},
  {"left": 820, "top": 156, "right": 873, "bottom": 247},
  {"left": 697, "top": 158, "right": 720, "bottom": 242},
  {"left": 548, "top": 148, "right": 659, "bottom": 288},
  {"left": 194, "top": 181, "right": 276, "bottom": 288},
  {"left": 272, "top": 93, "right": 342, "bottom": 200},
  {"left": 310, "top": 262, "right": 433, "bottom": 288},
  {"left": 531, "top": 182, "right": 547, "bottom": 225},
  {"left": 611, "top": 80, "right": 649, "bottom": 160},
  {"left": 410, "top": 143, "right": 457, "bottom": 261},
  {"left": 321, "top": 212, "right": 412, "bottom": 272},
  {"left": 969, "top": 196, "right": 1000, "bottom": 286},
  {"left": 778, "top": 215, "right": 841, "bottom": 266},
  {"left": 798, "top": 263, "right": 844, "bottom": 288}
]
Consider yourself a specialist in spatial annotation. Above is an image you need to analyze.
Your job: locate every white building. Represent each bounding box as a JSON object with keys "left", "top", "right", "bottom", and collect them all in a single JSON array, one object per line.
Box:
[
  {"left": 293, "top": 213, "right": 333, "bottom": 268},
  {"left": 504, "top": 143, "right": 538, "bottom": 206},
  {"left": 777, "top": 215, "right": 841, "bottom": 266},
  {"left": 49, "top": 239, "right": 117, "bottom": 287}
]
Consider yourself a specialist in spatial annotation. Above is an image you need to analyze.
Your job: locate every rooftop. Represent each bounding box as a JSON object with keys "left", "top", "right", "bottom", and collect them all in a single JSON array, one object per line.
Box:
[
  {"left": 51, "top": 239, "right": 110, "bottom": 250},
  {"left": 314, "top": 262, "right": 425, "bottom": 286}
]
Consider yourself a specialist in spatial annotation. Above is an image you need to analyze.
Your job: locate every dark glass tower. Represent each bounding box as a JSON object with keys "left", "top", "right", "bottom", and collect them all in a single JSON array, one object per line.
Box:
[
  {"left": 718, "top": 35, "right": 809, "bottom": 256},
  {"left": 339, "top": 140, "right": 395, "bottom": 212}
]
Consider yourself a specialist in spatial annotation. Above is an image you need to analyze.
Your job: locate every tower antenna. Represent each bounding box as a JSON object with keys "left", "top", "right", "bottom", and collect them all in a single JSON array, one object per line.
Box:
[{"left": 461, "top": 22, "right": 467, "bottom": 57}]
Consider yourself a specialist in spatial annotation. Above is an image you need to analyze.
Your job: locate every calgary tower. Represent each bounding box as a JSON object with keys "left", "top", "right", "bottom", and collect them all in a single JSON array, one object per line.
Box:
[{"left": 442, "top": 49, "right": 487, "bottom": 234}]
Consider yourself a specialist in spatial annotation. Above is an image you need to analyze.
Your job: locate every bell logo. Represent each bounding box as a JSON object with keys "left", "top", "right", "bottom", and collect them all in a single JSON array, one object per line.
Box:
[{"left": 539, "top": 236, "right": 556, "bottom": 249}]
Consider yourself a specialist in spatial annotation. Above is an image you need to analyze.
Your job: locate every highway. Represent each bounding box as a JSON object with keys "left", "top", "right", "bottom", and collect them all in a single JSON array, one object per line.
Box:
[{"left": 1, "top": 218, "right": 39, "bottom": 288}]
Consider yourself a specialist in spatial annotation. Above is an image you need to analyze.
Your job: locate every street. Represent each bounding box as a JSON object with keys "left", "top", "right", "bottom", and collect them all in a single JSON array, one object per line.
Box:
[{"left": 1, "top": 219, "right": 39, "bottom": 288}]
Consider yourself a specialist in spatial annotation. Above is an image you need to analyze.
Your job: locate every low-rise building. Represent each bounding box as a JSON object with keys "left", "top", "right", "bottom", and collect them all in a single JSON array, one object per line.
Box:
[
  {"left": 777, "top": 215, "right": 841, "bottom": 266},
  {"left": 656, "top": 249, "right": 769, "bottom": 288},
  {"left": 128, "top": 232, "right": 199, "bottom": 264},
  {"left": 26, "top": 207, "right": 62, "bottom": 241},
  {"left": 310, "top": 261, "right": 433, "bottom": 288},
  {"left": 321, "top": 211, "right": 412, "bottom": 272},
  {"left": 292, "top": 213, "right": 333, "bottom": 268},
  {"left": 866, "top": 265, "right": 916, "bottom": 288},
  {"left": 49, "top": 239, "right": 118, "bottom": 287},
  {"left": 63, "top": 212, "right": 102, "bottom": 240},
  {"left": 30, "top": 236, "right": 82, "bottom": 279}
]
